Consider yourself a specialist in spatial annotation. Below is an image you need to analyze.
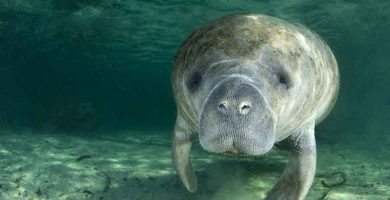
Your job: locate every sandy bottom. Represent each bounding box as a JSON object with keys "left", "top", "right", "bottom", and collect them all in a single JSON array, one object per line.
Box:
[{"left": 0, "top": 130, "right": 389, "bottom": 200}]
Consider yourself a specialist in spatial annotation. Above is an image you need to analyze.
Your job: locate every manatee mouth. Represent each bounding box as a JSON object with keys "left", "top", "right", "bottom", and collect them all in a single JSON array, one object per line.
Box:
[
  {"left": 227, "top": 144, "right": 239, "bottom": 154},
  {"left": 223, "top": 144, "right": 250, "bottom": 156},
  {"left": 199, "top": 132, "right": 275, "bottom": 156},
  {"left": 199, "top": 77, "right": 276, "bottom": 156}
]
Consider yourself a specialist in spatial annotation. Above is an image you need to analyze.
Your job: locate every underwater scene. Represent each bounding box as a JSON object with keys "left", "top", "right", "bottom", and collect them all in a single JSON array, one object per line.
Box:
[{"left": 0, "top": 0, "right": 389, "bottom": 199}]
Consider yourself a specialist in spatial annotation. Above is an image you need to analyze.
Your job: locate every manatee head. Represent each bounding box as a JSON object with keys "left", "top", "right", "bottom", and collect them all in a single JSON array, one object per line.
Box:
[{"left": 175, "top": 14, "right": 306, "bottom": 156}]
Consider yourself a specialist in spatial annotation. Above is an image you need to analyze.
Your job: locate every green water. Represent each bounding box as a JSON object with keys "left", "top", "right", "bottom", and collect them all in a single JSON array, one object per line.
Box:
[
  {"left": 1, "top": 0, "right": 389, "bottom": 136},
  {"left": 0, "top": 1, "right": 389, "bottom": 200}
]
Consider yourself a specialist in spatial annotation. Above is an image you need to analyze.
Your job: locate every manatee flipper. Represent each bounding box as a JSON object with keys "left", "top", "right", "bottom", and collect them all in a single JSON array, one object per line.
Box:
[
  {"left": 172, "top": 115, "right": 197, "bottom": 193},
  {"left": 266, "top": 122, "right": 316, "bottom": 200}
]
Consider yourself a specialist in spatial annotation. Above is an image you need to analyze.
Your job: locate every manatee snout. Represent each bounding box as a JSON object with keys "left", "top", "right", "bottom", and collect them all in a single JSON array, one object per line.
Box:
[{"left": 199, "top": 76, "right": 276, "bottom": 155}]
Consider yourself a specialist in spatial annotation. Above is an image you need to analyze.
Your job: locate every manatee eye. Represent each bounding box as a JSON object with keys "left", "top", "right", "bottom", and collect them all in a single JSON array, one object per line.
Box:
[
  {"left": 277, "top": 73, "right": 290, "bottom": 89},
  {"left": 186, "top": 71, "right": 202, "bottom": 92},
  {"left": 279, "top": 75, "right": 287, "bottom": 84}
]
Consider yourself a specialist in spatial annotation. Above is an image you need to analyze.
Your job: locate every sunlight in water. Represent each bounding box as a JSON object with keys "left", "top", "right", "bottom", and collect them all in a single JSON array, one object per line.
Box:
[{"left": 0, "top": 0, "right": 390, "bottom": 199}]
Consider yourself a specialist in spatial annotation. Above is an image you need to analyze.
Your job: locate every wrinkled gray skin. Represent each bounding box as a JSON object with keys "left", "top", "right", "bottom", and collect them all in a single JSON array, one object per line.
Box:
[{"left": 171, "top": 14, "right": 339, "bottom": 200}]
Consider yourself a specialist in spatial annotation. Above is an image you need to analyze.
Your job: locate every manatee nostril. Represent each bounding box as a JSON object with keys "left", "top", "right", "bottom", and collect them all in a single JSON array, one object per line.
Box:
[
  {"left": 242, "top": 105, "right": 250, "bottom": 110},
  {"left": 238, "top": 102, "right": 251, "bottom": 115},
  {"left": 218, "top": 102, "right": 228, "bottom": 111}
]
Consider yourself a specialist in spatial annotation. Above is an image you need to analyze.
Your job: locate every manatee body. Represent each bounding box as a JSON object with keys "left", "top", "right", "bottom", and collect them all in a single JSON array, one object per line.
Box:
[{"left": 171, "top": 14, "right": 339, "bottom": 200}]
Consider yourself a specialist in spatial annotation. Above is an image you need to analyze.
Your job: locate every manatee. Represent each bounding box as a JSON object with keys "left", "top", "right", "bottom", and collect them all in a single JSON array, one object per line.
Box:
[{"left": 171, "top": 14, "right": 339, "bottom": 200}]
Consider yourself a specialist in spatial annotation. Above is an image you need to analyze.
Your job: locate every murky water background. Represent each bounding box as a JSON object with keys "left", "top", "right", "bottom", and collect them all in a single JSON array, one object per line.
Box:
[{"left": 0, "top": 1, "right": 389, "bottom": 199}]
